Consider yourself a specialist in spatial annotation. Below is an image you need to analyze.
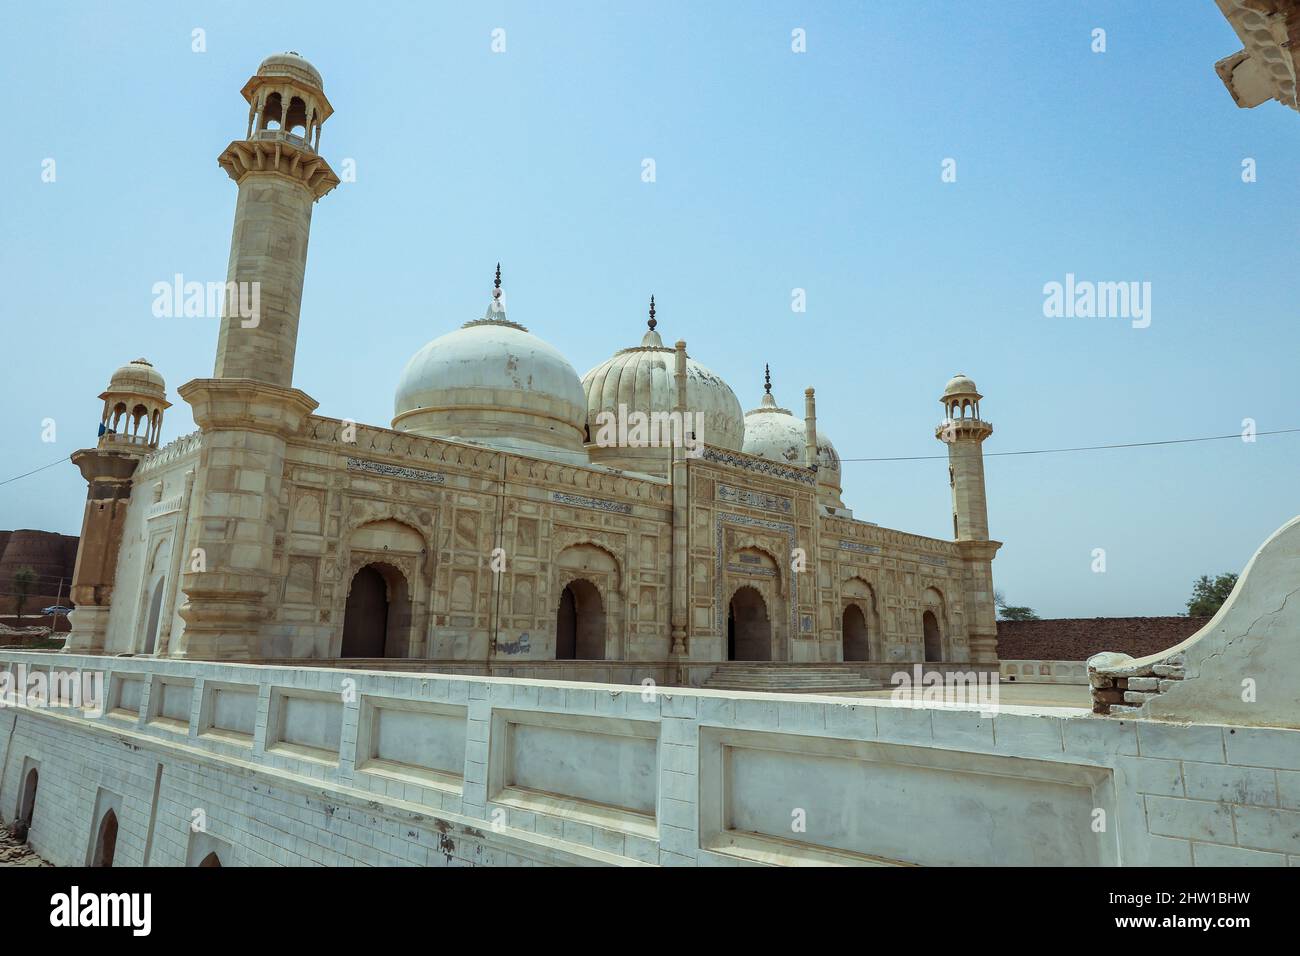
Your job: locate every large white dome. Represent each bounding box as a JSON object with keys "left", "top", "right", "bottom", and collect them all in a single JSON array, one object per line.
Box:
[
  {"left": 581, "top": 307, "right": 744, "bottom": 475},
  {"left": 393, "top": 287, "right": 588, "bottom": 460}
]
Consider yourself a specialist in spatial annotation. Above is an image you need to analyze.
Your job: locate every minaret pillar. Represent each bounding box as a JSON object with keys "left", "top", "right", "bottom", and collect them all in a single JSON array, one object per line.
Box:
[
  {"left": 803, "top": 387, "right": 818, "bottom": 470},
  {"left": 670, "top": 339, "right": 690, "bottom": 657},
  {"left": 175, "top": 53, "right": 335, "bottom": 660},
  {"left": 935, "top": 375, "right": 1001, "bottom": 664}
]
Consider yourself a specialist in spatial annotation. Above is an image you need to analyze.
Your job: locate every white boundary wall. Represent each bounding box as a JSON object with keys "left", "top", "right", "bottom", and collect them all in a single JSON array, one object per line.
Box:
[
  {"left": 2, "top": 650, "right": 1299, "bottom": 867},
  {"left": 1001, "top": 660, "right": 1090, "bottom": 684}
]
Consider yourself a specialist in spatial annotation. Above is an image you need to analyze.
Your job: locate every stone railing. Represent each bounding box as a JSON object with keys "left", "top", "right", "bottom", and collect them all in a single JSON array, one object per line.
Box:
[{"left": 5, "top": 650, "right": 1300, "bottom": 867}]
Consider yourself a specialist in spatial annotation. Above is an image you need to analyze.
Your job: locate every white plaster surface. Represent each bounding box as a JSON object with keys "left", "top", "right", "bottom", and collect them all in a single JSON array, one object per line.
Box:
[{"left": 2, "top": 651, "right": 1299, "bottom": 866}]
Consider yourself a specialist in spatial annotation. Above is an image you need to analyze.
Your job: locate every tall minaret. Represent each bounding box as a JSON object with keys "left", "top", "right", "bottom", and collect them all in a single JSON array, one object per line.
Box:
[
  {"left": 212, "top": 51, "right": 339, "bottom": 386},
  {"left": 935, "top": 374, "right": 1000, "bottom": 664},
  {"left": 175, "top": 53, "right": 335, "bottom": 660},
  {"left": 937, "top": 374, "right": 992, "bottom": 540}
]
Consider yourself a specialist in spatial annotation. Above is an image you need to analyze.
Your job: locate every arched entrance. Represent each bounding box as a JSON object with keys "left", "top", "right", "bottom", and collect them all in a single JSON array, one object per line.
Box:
[
  {"left": 341, "top": 564, "right": 412, "bottom": 658},
  {"left": 727, "top": 587, "right": 771, "bottom": 661},
  {"left": 923, "top": 610, "right": 942, "bottom": 661},
  {"left": 14, "top": 768, "right": 37, "bottom": 841},
  {"left": 91, "top": 809, "right": 118, "bottom": 867},
  {"left": 843, "top": 603, "right": 869, "bottom": 661},
  {"left": 556, "top": 579, "right": 605, "bottom": 660},
  {"left": 198, "top": 851, "right": 222, "bottom": 867},
  {"left": 143, "top": 578, "right": 165, "bottom": 654}
]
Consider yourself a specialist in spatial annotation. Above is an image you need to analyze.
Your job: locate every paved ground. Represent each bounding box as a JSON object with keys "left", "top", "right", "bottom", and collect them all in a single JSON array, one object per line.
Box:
[{"left": 0, "top": 821, "right": 51, "bottom": 867}]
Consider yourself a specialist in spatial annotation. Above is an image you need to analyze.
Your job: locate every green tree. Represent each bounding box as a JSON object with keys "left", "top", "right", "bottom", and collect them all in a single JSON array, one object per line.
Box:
[
  {"left": 12, "top": 566, "right": 36, "bottom": 623},
  {"left": 1186, "top": 572, "right": 1238, "bottom": 617},
  {"left": 999, "top": 605, "right": 1040, "bottom": 622},
  {"left": 994, "top": 590, "right": 1039, "bottom": 621}
]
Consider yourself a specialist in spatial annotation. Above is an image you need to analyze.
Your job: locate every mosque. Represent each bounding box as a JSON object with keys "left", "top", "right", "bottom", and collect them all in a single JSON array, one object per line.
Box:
[{"left": 64, "top": 52, "right": 1001, "bottom": 687}]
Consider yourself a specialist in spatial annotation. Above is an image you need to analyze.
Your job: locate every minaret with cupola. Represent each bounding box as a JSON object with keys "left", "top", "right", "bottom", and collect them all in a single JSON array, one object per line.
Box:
[
  {"left": 937, "top": 374, "right": 993, "bottom": 541},
  {"left": 935, "top": 373, "right": 1000, "bottom": 663},
  {"left": 212, "top": 51, "right": 339, "bottom": 386},
  {"left": 65, "top": 359, "right": 172, "bottom": 653},
  {"left": 175, "top": 52, "right": 336, "bottom": 660}
]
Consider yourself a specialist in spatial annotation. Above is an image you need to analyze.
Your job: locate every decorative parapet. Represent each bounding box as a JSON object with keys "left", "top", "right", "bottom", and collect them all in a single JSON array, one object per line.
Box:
[
  {"left": 698, "top": 445, "right": 817, "bottom": 486},
  {"left": 822, "top": 515, "right": 962, "bottom": 562},
  {"left": 302, "top": 415, "right": 670, "bottom": 505},
  {"left": 134, "top": 430, "right": 202, "bottom": 477},
  {"left": 303, "top": 416, "right": 501, "bottom": 473},
  {"left": 1089, "top": 514, "right": 1300, "bottom": 729}
]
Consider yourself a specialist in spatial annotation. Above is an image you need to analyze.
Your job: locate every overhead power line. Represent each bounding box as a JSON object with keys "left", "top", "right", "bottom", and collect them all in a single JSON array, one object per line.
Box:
[
  {"left": 840, "top": 427, "right": 1300, "bottom": 463},
  {"left": 0, "top": 455, "right": 71, "bottom": 488},
  {"left": 1, "top": 427, "right": 1296, "bottom": 489}
]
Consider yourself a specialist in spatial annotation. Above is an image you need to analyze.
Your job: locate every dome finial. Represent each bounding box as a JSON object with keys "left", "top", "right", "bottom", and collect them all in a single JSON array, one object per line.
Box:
[
  {"left": 764, "top": 363, "right": 771, "bottom": 395},
  {"left": 648, "top": 294, "right": 657, "bottom": 332},
  {"left": 494, "top": 262, "right": 502, "bottom": 291}
]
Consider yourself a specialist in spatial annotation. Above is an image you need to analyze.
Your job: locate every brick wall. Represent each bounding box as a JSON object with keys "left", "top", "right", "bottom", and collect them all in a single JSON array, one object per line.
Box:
[
  {"left": 0, "top": 529, "right": 78, "bottom": 618},
  {"left": 997, "top": 617, "right": 1203, "bottom": 662}
]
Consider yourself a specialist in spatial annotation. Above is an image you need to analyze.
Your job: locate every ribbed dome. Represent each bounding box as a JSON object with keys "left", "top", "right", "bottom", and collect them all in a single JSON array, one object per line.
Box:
[
  {"left": 257, "top": 51, "right": 323, "bottom": 89},
  {"left": 393, "top": 282, "right": 588, "bottom": 460},
  {"left": 742, "top": 387, "right": 845, "bottom": 511},
  {"left": 106, "top": 358, "right": 166, "bottom": 400},
  {"left": 743, "top": 394, "right": 839, "bottom": 473},
  {"left": 581, "top": 304, "right": 744, "bottom": 476}
]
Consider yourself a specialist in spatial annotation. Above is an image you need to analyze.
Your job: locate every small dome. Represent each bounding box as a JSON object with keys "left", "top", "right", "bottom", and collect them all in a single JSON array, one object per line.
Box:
[
  {"left": 257, "top": 51, "right": 323, "bottom": 89},
  {"left": 742, "top": 393, "right": 840, "bottom": 475},
  {"left": 106, "top": 358, "right": 166, "bottom": 400},
  {"left": 742, "top": 379, "right": 846, "bottom": 511},
  {"left": 582, "top": 314, "right": 745, "bottom": 458},
  {"left": 393, "top": 281, "right": 588, "bottom": 460},
  {"left": 942, "top": 373, "right": 980, "bottom": 399}
]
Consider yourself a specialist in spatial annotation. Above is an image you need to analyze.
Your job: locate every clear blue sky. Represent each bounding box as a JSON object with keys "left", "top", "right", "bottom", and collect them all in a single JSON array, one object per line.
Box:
[{"left": 1, "top": 2, "right": 1295, "bottom": 618}]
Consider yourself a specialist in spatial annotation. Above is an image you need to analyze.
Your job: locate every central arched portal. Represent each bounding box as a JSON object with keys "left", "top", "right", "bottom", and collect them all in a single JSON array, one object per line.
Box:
[
  {"left": 727, "top": 586, "right": 771, "bottom": 661},
  {"left": 556, "top": 579, "right": 605, "bottom": 660},
  {"left": 843, "top": 603, "right": 869, "bottom": 661},
  {"left": 923, "top": 609, "right": 942, "bottom": 661},
  {"left": 341, "top": 564, "right": 412, "bottom": 658}
]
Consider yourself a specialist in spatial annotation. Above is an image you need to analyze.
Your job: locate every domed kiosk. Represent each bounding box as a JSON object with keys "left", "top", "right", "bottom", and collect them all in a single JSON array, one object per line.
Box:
[{"left": 98, "top": 358, "right": 170, "bottom": 449}]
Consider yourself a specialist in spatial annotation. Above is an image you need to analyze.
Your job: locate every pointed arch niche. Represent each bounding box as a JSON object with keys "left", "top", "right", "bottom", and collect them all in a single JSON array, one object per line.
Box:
[
  {"left": 841, "top": 577, "right": 883, "bottom": 662},
  {"left": 336, "top": 518, "right": 431, "bottom": 658},
  {"left": 551, "top": 542, "right": 623, "bottom": 661}
]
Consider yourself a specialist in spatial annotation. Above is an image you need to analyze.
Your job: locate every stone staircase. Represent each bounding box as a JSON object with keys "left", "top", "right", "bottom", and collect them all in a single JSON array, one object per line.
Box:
[{"left": 703, "top": 663, "right": 882, "bottom": 694}]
